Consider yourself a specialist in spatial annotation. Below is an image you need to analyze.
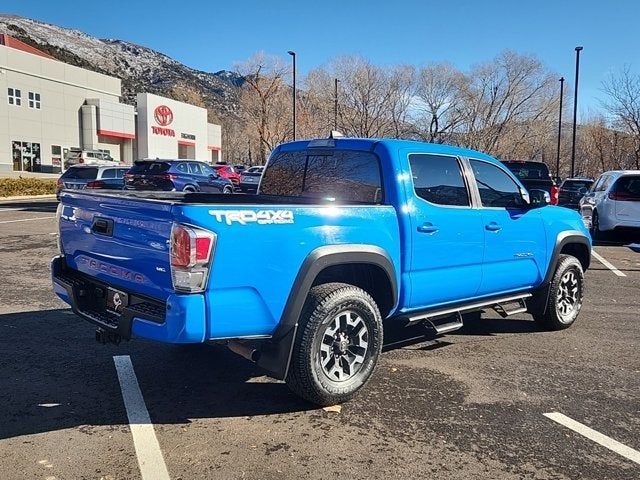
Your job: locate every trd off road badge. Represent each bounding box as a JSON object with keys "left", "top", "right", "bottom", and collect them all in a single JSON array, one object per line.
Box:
[{"left": 208, "top": 210, "right": 294, "bottom": 225}]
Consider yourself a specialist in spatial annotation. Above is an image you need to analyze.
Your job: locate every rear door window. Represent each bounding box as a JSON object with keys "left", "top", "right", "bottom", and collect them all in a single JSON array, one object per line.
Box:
[
  {"left": 260, "top": 150, "right": 382, "bottom": 203},
  {"left": 408, "top": 154, "right": 470, "bottom": 207},
  {"left": 101, "top": 168, "right": 116, "bottom": 179},
  {"left": 470, "top": 160, "right": 526, "bottom": 208},
  {"left": 188, "top": 163, "right": 203, "bottom": 175}
]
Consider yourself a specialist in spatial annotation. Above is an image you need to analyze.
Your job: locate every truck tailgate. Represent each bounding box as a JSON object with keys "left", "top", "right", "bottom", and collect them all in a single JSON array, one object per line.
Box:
[{"left": 59, "top": 191, "right": 174, "bottom": 300}]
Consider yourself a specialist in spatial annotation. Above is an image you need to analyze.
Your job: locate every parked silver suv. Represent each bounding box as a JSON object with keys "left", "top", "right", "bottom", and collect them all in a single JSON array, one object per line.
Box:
[{"left": 579, "top": 170, "right": 640, "bottom": 238}]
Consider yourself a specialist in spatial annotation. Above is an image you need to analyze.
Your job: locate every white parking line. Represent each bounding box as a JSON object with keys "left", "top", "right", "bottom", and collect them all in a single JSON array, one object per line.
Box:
[
  {"left": 113, "top": 355, "right": 170, "bottom": 480},
  {"left": 0, "top": 216, "right": 55, "bottom": 224},
  {"left": 544, "top": 412, "right": 640, "bottom": 465},
  {"left": 591, "top": 249, "right": 626, "bottom": 277}
]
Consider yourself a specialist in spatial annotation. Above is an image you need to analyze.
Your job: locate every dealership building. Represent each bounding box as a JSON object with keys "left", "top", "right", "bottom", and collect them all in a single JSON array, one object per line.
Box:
[{"left": 0, "top": 34, "right": 222, "bottom": 174}]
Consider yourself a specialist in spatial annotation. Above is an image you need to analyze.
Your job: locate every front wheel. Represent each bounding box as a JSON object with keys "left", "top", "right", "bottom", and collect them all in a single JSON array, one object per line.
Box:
[
  {"left": 532, "top": 254, "right": 585, "bottom": 330},
  {"left": 222, "top": 185, "right": 233, "bottom": 194},
  {"left": 286, "top": 282, "right": 383, "bottom": 406}
]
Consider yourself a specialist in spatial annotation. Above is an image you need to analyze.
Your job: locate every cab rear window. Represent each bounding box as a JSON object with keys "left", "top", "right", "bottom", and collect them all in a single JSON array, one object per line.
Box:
[{"left": 260, "top": 150, "right": 383, "bottom": 204}]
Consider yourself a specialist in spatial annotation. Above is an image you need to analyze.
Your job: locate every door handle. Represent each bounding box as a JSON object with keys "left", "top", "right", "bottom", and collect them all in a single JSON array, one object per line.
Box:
[
  {"left": 485, "top": 222, "right": 502, "bottom": 232},
  {"left": 417, "top": 223, "right": 439, "bottom": 234}
]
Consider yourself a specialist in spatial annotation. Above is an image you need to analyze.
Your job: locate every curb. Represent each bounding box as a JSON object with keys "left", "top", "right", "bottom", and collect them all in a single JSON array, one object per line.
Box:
[{"left": 0, "top": 194, "right": 57, "bottom": 202}]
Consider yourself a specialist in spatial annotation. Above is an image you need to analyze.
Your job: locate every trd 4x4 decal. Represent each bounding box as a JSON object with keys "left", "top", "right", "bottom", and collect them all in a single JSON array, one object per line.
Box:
[{"left": 208, "top": 209, "right": 294, "bottom": 225}]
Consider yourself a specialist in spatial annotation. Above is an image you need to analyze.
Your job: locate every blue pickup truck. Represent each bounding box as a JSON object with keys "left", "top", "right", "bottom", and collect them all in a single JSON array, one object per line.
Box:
[{"left": 52, "top": 137, "right": 591, "bottom": 405}]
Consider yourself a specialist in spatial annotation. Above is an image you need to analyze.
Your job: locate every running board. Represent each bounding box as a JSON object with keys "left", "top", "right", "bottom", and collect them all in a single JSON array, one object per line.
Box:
[
  {"left": 405, "top": 293, "right": 532, "bottom": 326},
  {"left": 424, "top": 312, "right": 464, "bottom": 335}
]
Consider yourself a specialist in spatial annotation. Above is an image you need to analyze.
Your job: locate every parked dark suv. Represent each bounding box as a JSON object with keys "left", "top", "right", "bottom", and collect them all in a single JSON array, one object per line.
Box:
[
  {"left": 124, "top": 160, "right": 234, "bottom": 193},
  {"left": 56, "top": 165, "right": 129, "bottom": 199},
  {"left": 558, "top": 177, "right": 594, "bottom": 210}
]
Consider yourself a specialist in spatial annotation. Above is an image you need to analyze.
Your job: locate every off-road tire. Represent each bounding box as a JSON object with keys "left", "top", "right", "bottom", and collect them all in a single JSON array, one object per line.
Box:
[
  {"left": 532, "top": 254, "right": 584, "bottom": 331},
  {"left": 286, "top": 282, "right": 383, "bottom": 406}
]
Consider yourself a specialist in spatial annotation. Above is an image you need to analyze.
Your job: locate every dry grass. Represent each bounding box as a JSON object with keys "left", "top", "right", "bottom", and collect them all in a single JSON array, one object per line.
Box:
[{"left": 0, "top": 177, "right": 57, "bottom": 197}]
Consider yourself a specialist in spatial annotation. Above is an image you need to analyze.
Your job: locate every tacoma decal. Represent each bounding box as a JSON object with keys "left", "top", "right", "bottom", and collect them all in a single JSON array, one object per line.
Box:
[{"left": 208, "top": 209, "right": 294, "bottom": 225}]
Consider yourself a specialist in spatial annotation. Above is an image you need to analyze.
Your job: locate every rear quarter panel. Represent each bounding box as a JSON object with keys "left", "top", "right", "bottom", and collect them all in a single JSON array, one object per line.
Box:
[{"left": 175, "top": 203, "right": 401, "bottom": 339}]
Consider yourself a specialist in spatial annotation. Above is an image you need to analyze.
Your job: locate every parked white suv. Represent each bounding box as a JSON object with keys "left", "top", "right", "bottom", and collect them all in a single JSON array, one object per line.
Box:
[
  {"left": 63, "top": 149, "right": 118, "bottom": 169},
  {"left": 579, "top": 170, "right": 640, "bottom": 238}
]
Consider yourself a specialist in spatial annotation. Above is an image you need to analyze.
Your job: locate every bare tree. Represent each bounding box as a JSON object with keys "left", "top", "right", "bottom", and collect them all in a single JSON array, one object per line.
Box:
[
  {"left": 602, "top": 67, "right": 640, "bottom": 169},
  {"left": 413, "top": 62, "right": 467, "bottom": 142},
  {"left": 235, "top": 53, "right": 291, "bottom": 164},
  {"left": 458, "top": 51, "right": 559, "bottom": 159}
]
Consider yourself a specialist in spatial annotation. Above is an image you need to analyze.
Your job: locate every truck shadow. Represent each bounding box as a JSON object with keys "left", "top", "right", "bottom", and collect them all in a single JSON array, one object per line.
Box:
[
  {"left": 0, "top": 308, "right": 309, "bottom": 441},
  {"left": 0, "top": 200, "right": 58, "bottom": 213},
  {"left": 0, "top": 307, "right": 544, "bottom": 441}
]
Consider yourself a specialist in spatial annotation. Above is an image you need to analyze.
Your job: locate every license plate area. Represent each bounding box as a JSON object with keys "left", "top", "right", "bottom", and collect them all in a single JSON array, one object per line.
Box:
[{"left": 106, "top": 287, "right": 128, "bottom": 315}]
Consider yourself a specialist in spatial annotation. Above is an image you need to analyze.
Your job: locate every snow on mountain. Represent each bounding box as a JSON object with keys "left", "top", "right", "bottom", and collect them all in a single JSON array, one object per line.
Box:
[{"left": 0, "top": 14, "right": 242, "bottom": 121}]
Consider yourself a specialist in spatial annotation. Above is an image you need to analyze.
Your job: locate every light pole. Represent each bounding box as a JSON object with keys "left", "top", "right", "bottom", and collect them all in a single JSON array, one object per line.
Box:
[
  {"left": 556, "top": 77, "right": 565, "bottom": 179},
  {"left": 570, "top": 46, "right": 583, "bottom": 178},
  {"left": 287, "top": 50, "right": 296, "bottom": 141},
  {"left": 334, "top": 78, "right": 339, "bottom": 130}
]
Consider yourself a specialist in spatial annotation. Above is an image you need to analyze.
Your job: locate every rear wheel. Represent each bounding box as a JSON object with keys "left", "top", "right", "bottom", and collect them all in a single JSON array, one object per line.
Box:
[
  {"left": 532, "top": 254, "right": 584, "bottom": 330},
  {"left": 223, "top": 185, "right": 233, "bottom": 194},
  {"left": 286, "top": 282, "right": 383, "bottom": 406}
]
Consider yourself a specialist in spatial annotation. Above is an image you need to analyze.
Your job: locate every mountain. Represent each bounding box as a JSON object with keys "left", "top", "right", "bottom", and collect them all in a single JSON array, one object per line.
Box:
[{"left": 0, "top": 14, "right": 243, "bottom": 124}]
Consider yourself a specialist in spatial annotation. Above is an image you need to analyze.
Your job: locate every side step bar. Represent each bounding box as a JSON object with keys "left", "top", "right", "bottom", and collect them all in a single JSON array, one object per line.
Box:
[{"left": 406, "top": 293, "right": 533, "bottom": 328}]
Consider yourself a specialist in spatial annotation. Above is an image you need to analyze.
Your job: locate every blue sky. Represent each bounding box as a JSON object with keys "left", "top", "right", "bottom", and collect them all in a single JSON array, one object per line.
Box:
[{"left": 5, "top": 0, "right": 640, "bottom": 115}]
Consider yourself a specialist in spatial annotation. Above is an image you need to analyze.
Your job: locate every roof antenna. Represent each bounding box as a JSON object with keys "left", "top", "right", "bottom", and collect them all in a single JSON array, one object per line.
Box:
[{"left": 329, "top": 130, "right": 344, "bottom": 139}]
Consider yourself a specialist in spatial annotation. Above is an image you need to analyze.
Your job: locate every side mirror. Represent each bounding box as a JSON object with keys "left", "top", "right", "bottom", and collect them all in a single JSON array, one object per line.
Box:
[{"left": 529, "top": 189, "right": 551, "bottom": 206}]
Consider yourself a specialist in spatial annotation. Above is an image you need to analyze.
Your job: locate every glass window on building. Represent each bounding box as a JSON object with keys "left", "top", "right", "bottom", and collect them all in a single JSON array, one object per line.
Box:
[
  {"left": 12, "top": 141, "right": 41, "bottom": 172},
  {"left": 28, "top": 92, "right": 41, "bottom": 109},
  {"left": 8, "top": 88, "right": 22, "bottom": 106}
]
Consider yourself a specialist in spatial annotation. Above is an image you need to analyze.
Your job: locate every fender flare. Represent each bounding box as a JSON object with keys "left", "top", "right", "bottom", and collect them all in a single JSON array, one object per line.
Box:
[
  {"left": 256, "top": 244, "right": 397, "bottom": 379},
  {"left": 543, "top": 231, "right": 591, "bottom": 284}
]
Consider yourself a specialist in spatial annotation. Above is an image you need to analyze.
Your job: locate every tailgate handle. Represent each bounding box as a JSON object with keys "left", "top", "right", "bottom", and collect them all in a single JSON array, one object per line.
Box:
[{"left": 91, "top": 217, "right": 114, "bottom": 236}]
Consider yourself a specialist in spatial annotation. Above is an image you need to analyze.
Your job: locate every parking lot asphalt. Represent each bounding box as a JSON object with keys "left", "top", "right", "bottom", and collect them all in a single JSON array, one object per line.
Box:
[{"left": 0, "top": 199, "right": 638, "bottom": 480}]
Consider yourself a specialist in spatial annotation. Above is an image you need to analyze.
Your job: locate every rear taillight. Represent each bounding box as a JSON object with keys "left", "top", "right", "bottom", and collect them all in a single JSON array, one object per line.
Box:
[
  {"left": 78, "top": 157, "right": 84, "bottom": 164},
  {"left": 55, "top": 203, "right": 64, "bottom": 255},
  {"left": 170, "top": 224, "right": 216, "bottom": 293},
  {"left": 550, "top": 185, "right": 559, "bottom": 205},
  {"left": 86, "top": 180, "right": 105, "bottom": 189},
  {"left": 159, "top": 174, "right": 177, "bottom": 181},
  {"left": 56, "top": 178, "right": 63, "bottom": 188}
]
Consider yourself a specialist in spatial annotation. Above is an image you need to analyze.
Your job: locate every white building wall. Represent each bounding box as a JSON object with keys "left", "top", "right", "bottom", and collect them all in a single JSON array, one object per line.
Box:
[
  {"left": 0, "top": 44, "right": 127, "bottom": 173},
  {"left": 137, "top": 93, "right": 220, "bottom": 162}
]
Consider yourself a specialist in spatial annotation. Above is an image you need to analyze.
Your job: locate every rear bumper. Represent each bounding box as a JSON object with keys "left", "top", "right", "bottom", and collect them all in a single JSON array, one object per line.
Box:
[{"left": 51, "top": 256, "right": 207, "bottom": 343}]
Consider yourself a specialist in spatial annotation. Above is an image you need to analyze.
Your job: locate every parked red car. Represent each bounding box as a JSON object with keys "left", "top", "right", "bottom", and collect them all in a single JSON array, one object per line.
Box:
[{"left": 213, "top": 164, "right": 241, "bottom": 187}]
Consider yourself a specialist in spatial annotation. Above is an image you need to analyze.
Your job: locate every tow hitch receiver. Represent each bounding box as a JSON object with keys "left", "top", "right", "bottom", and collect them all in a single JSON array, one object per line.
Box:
[{"left": 95, "top": 328, "right": 122, "bottom": 345}]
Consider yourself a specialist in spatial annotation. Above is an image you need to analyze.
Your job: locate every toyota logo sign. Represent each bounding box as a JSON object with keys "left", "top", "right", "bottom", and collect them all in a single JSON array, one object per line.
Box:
[{"left": 154, "top": 105, "right": 173, "bottom": 126}]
